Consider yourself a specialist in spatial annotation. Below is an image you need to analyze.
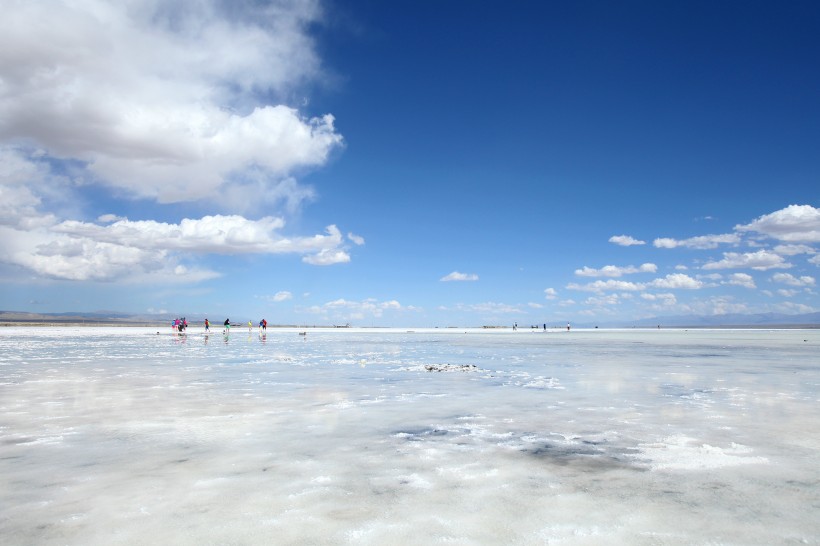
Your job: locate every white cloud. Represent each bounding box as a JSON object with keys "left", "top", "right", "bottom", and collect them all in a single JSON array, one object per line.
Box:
[
  {"left": 810, "top": 255, "right": 820, "bottom": 266},
  {"left": 609, "top": 235, "right": 645, "bottom": 246},
  {"left": 566, "top": 280, "right": 645, "bottom": 293},
  {"left": 462, "top": 302, "right": 521, "bottom": 314},
  {"left": 776, "top": 301, "right": 817, "bottom": 314},
  {"left": 702, "top": 250, "right": 790, "bottom": 271},
  {"left": 98, "top": 214, "right": 126, "bottom": 223},
  {"left": 0, "top": 224, "right": 220, "bottom": 282},
  {"left": 273, "top": 291, "right": 293, "bottom": 302},
  {"left": 302, "top": 248, "right": 351, "bottom": 266},
  {"left": 52, "top": 216, "right": 349, "bottom": 257},
  {"left": 348, "top": 233, "right": 365, "bottom": 245},
  {"left": 0, "top": 148, "right": 63, "bottom": 230},
  {"left": 0, "top": 0, "right": 341, "bottom": 213},
  {"left": 771, "top": 273, "right": 815, "bottom": 287},
  {"left": 544, "top": 288, "right": 558, "bottom": 300},
  {"left": 725, "top": 273, "right": 756, "bottom": 289},
  {"left": 648, "top": 273, "right": 703, "bottom": 290},
  {"left": 441, "top": 271, "right": 479, "bottom": 282},
  {"left": 584, "top": 294, "right": 622, "bottom": 306},
  {"left": 777, "top": 289, "right": 798, "bottom": 297},
  {"left": 641, "top": 292, "right": 677, "bottom": 305},
  {"left": 773, "top": 244, "right": 816, "bottom": 256},
  {"left": 574, "top": 263, "right": 657, "bottom": 277},
  {"left": 303, "top": 298, "right": 412, "bottom": 321},
  {"left": 653, "top": 233, "right": 740, "bottom": 249},
  {"left": 0, "top": 207, "right": 352, "bottom": 280},
  {"left": 736, "top": 205, "right": 820, "bottom": 242},
  {"left": 703, "top": 297, "right": 751, "bottom": 316}
]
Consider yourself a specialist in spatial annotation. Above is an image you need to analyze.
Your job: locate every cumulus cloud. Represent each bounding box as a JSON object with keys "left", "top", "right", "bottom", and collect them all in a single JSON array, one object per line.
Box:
[
  {"left": 736, "top": 205, "right": 820, "bottom": 242},
  {"left": 771, "top": 273, "right": 815, "bottom": 287},
  {"left": 574, "top": 263, "right": 657, "bottom": 277},
  {"left": 725, "top": 273, "right": 756, "bottom": 289},
  {"left": 348, "top": 233, "right": 365, "bottom": 245},
  {"left": 544, "top": 288, "right": 558, "bottom": 300},
  {"left": 609, "top": 235, "right": 645, "bottom": 246},
  {"left": 641, "top": 292, "right": 677, "bottom": 305},
  {"left": 303, "top": 298, "right": 412, "bottom": 321},
  {"left": 653, "top": 233, "right": 740, "bottom": 249},
  {"left": 584, "top": 294, "right": 622, "bottom": 306},
  {"left": 648, "top": 273, "right": 703, "bottom": 290},
  {"left": 302, "top": 247, "right": 351, "bottom": 266},
  {"left": 773, "top": 244, "right": 816, "bottom": 256},
  {"left": 566, "top": 280, "right": 645, "bottom": 293},
  {"left": 0, "top": 0, "right": 341, "bottom": 213},
  {"left": 445, "top": 302, "right": 522, "bottom": 314},
  {"left": 702, "top": 250, "right": 790, "bottom": 271},
  {"left": 0, "top": 2, "right": 362, "bottom": 283},
  {"left": 272, "top": 291, "right": 293, "bottom": 302},
  {"left": 441, "top": 271, "right": 479, "bottom": 282},
  {"left": 0, "top": 206, "right": 352, "bottom": 280}
]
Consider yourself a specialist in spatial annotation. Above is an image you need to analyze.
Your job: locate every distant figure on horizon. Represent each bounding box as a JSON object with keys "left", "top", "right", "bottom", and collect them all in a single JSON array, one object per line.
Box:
[
  {"left": 204, "top": 318, "right": 210, "bottom": 332},
  {"left": 567, "top": 323, "right": 571, "bottom": 331},
  {"left": 543, "top": 323, "right": 546, "bottom": 331},
  {"left": 224, "top": 318, "right": 230, "bottom": 332},
  {"left": 513, "top": 322, "right": 517, "bottom": 331},
  {"left": 260, "top": 319, "right": 267, "bottom": 331},
  {"left": 248, "top": 320, "right": 253, "bottom": 332}
]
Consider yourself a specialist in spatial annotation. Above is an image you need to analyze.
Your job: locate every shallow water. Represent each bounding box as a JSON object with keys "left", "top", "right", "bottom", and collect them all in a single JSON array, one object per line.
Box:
[{"left": 1, "top": 327, "right": 818, "bottom": 545}]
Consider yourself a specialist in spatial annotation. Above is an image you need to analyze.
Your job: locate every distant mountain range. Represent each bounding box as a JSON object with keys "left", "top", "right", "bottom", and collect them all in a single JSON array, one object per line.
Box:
[
  {"left": 0, "top": 310, "right": 165, "bottom": 324},
  {"left": 621, "top": 312, "right": 820, "bottom": 328}
]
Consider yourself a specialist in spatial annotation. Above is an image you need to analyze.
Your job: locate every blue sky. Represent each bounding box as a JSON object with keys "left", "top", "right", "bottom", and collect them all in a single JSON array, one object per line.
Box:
[{"left": 1, "top": 0, "right": 819, "bottom": 327}]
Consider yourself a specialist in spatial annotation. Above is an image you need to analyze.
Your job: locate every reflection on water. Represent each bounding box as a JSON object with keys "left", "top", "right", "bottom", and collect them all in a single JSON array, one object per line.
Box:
[{"left": 0, "top": 327, "right": 818, "bottom": 544}]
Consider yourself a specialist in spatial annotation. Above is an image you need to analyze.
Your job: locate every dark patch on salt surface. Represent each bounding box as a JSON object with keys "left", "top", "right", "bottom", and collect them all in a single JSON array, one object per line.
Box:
[
  {"left": 2, "top": 436, "right": 36, "bottom": 445},
  {"left": 523, "top": 443, "right": 644, "bottom": 472},
  {"left": 424, "top": 364, "right": 480, "bottom": 372},
  {"left": 394, "top": 427, "right": 451, "bottom": 440}
]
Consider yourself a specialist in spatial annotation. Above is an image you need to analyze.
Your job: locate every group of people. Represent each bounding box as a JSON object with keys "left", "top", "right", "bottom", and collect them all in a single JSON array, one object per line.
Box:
[
  {"left": 172, "top": 317, "right": 188, "bottom": 332},
  {"left": 202, "top": 318, "right": 267, "bottom": 333}
]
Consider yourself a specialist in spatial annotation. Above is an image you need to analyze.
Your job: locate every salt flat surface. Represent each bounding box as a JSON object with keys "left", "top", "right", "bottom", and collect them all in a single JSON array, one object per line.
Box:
[{"left": 1, "top": 327, "right": 818, "bottom": 545}]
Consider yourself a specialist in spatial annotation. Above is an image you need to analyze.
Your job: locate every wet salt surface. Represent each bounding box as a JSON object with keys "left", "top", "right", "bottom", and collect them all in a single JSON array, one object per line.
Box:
[{"left": 1, "top": 327, "right": 818, "bottom": 545}]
